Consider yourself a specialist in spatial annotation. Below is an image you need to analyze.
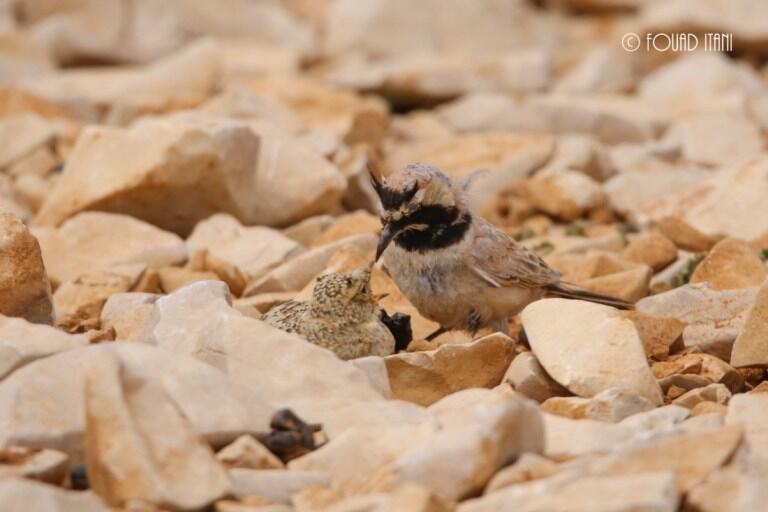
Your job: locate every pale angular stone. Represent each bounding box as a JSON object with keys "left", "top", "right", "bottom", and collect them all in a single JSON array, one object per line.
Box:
[
  {"left": 0, "top": 175, "right": 32, "bottom": 222},
  {"left": 0, "top": 314, "right": 87, "bottom": 380},
  {"left": 0, "top": 88, "right": 72, "bottom": 121},
  {"left": 460, "top": 471, "right": 679, "bottom": 512},
  {"left": 15, "top": 39, "right": 218, "bottom": 123},
  {"left": 690, "top": 238, "right": 767, "bottom": 290},
  {"left": 504, "top": 351, "right": 568, "bottom": 403},
  {"left": 244, "top": 234, "right": 376, "bottom": 294},
  {"left": 687, "top": 467, "right": 768, "bottom": 512},
  {"left": 99, "top": 293, "right": 159, "bottom": 341},
  {"left": 0, "top": 114, "right": 65, "bottom": 169},
  {"left": 536, "top": 134, "right": 611, "bottom": 181},
  {"left": 484, "top": 453, "right": 561, "bottom": 493},
  {"left": 229, "top": 469, "right": 329, "bottom": 503},
  {"left": 656, "top": 217, "right": 723, "bottom": 253},
  {"left": 139, "top": 280, "right": 387, "bottom": 432},
  {"left": 646, "top": 156, "right": 768, "bottom": 242},
  {"left": 0, "top": 342, "right": 273, "bottom": 458},
  {"left": 603, "top": 168, "right": 708, "bottom": 225},
  {"left": 637, "top": 283, "right": 757, "bottom": 358},
  {"left": 217, "top": 435, "right": 284, "bottom": 470},
  {"left": 155, "top": 266, "right": 219, "bottom": 294},
  {"left": 84, "top": 350, "right": 233, "bottom": 509},
  {"left": 665, "top": 113, "right": 763, "bottom": 167},
  {"left": 327, "top": 51, "right": 551, "bottom": 100},
  {"left": 542, "top": 388, "right": 655, "bottom": 423},
  {"left": 35, "top": 115, "right": 346, "bottom": 235},
  {"left": 53, "top": 264, "right": 145, "bottom": 330},
  {"left": 590, "top": 426, "right": 742, "bottom": 492},
  {"left": 639, "top": 53, "right": 764, "bottom": 103},
  {"left": 691, "top": 402, "right": 728, "bottom": 417},
  {"left": 641, "top": 1, "right": 768, "bottom": 53},
  {"left": 320, "top": 0, "right": 553, "bottom": 59},
  {"left": 652, "top": 353, "right": 743, "bottom": 393},
  {"left": 672, "top": 383, "right": 732, "bottom": 409},
  {"left": 606, "top": 138, "right": 682, "bottom": 175},
  {"left": 0, "top": 477, "right": 108, "bottom": 511},
  {"left": 219, "top": 40, "right": 301, "bottom": 79},
  {"left": 554, "top": 45, "right": 639, "bottom": 94},
  {"left": 519, "top": 170, "right": 603, "bottom": 221},
  {"left": 384, "top": 333, "right": 515, "bottom": 406},
  {"left": 439, "top": 93, "right": 667, "bottom": 145},
  {"left": 282, "top": 214, "right": 335, "bottom": 246},
  {"left": 310, "top": 210, "right": 380, "bottom": 247},
  {"left": 383, "top": 390, "right": 545, "bottom": 501},
  {"left": 731, "top": 280, "right": 768, "bottom": 367},
  {"left": 241, "top": 123, "right": 348, "bottom": 228},
  {"left": 352, "top": 356, "right": 392, "bottom": 399},
  {"left": 523, "top": 299, "right": 663, "bottom": 405},
  {"left": 199, "top": 85, "right": 303, "bottom": 133},
  {"left": 526, "top": 94, "right": 668, "bottom": 144},
  {"left": 0, "top": 446, "right": 69, "bottom": 484},
  {"left": 292, "top": 390, "right": 543, "bottom": 502},
  {"left": 521, "top": 231, "right": 626, "bottom": 259},
  {"left": 580, "top": 264, "right": 652, "bottom": 303},
  {"left": 436, "top": 93, "right": 532, "bottom": 133},
  {"left": 215, "top": 499, "right": 281, "bottom": 512},
  {"left": 547, "top": 250, "right": 640, "bottom": 283},
  {"left": 234, "top": 292, "right": 295, "bottom": 315},
  {"left": 323, "top": 483, "right": 451, "bottom": 512},
  {"left": 289, "top": 420, "right": 437, "bottom": 494},
  {"left": 621, "top": 232, "right": 678, "bottom": 272},
  {"left": 0, "top": 212, "right": 53, "bottom": 324},
  {"left": 658, "top": 374, "right": 711, "bottom": 395},
  {"left": 187, "top": 213, "right": 304, "bottom": 282},
  {"left": 726, "top": 393, "right": 768, "bottom": 470},
  {"left": 33, "top": 212, "right": 186, "bottom": 286},
  {"left": 625, "top": 311, "right": 684, "bottom": 360},
  {"left": 544, "top": 406, "right": 690, "bottom": 459}
]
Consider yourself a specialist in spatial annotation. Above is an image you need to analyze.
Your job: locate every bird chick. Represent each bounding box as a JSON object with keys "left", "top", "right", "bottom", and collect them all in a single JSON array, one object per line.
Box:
[
  {"left": 263, "top": 268, "right": 396, "bottom": 360},
  {"left": 370, "top": 162, "right": 631, "bottom": 340}
]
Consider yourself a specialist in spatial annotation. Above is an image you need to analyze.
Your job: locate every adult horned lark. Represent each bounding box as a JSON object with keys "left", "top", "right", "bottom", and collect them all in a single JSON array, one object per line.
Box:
[
  {"left": 263, "top": 267, "right": 400, "bottom": 359},
  {"left": 370, "top": 162, "right": 631, "bottom": 340}
]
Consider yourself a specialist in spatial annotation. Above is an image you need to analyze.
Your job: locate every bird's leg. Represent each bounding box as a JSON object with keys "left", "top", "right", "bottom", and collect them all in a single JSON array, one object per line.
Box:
[
  {"left": 494, "top": 318, "right": 510, "bottom": 337},
  {"left": 517, "top": 325, "right": 530, "bottom": 349},
  {"left": 425, "top": 325, "right": 449, "bottom": 341}
]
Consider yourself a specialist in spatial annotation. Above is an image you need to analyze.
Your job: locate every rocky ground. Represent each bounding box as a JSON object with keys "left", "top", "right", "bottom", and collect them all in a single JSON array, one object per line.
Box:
[{"left": 1, "top": 0, "right": 768, "bottom": 510}]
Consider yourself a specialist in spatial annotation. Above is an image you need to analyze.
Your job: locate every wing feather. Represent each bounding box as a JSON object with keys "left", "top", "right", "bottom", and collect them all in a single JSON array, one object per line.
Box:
[{"left": 466, "top": 218, "right": 561, "bottom": 289}]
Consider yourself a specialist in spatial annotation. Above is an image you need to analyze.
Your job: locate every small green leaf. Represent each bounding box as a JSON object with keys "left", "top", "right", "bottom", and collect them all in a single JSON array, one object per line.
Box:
[
  {"left": 513, "top": 227, "right": 535, "bottom": 242},
  {"left": 533, "top": 240, "right": 555, "bottom": 256},
  {"left": 672, "top": 254, "right": 704, "bottom": 288},
  {"left": 565, "top": 220, "right": 586, "bottom": 237}
]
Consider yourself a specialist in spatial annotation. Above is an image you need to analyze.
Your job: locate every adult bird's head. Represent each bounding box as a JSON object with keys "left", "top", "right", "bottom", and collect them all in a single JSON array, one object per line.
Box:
[{"left": 369, "top": 162, "right": 470, "bottom": 260}]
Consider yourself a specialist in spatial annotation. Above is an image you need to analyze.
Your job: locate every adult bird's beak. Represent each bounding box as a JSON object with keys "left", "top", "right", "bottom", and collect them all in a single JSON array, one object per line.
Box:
[{"left": 375, "top": 223, "right": 397, "bottom": 262}]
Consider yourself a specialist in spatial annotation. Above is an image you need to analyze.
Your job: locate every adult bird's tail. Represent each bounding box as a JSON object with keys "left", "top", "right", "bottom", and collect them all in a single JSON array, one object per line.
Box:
[{"left": 545, "top": 282, "right": 634, "bottom": 310}]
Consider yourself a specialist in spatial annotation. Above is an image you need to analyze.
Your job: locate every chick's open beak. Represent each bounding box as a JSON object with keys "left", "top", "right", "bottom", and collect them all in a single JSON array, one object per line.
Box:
[{"left": 375, "top": 223, "right": 397, "bottom": 262}]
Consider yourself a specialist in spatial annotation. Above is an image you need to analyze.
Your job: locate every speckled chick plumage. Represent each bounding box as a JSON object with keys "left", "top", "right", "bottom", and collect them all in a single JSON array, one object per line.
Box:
[{"left": 263, "top": 268, "right": 395, "bottom": 360}]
